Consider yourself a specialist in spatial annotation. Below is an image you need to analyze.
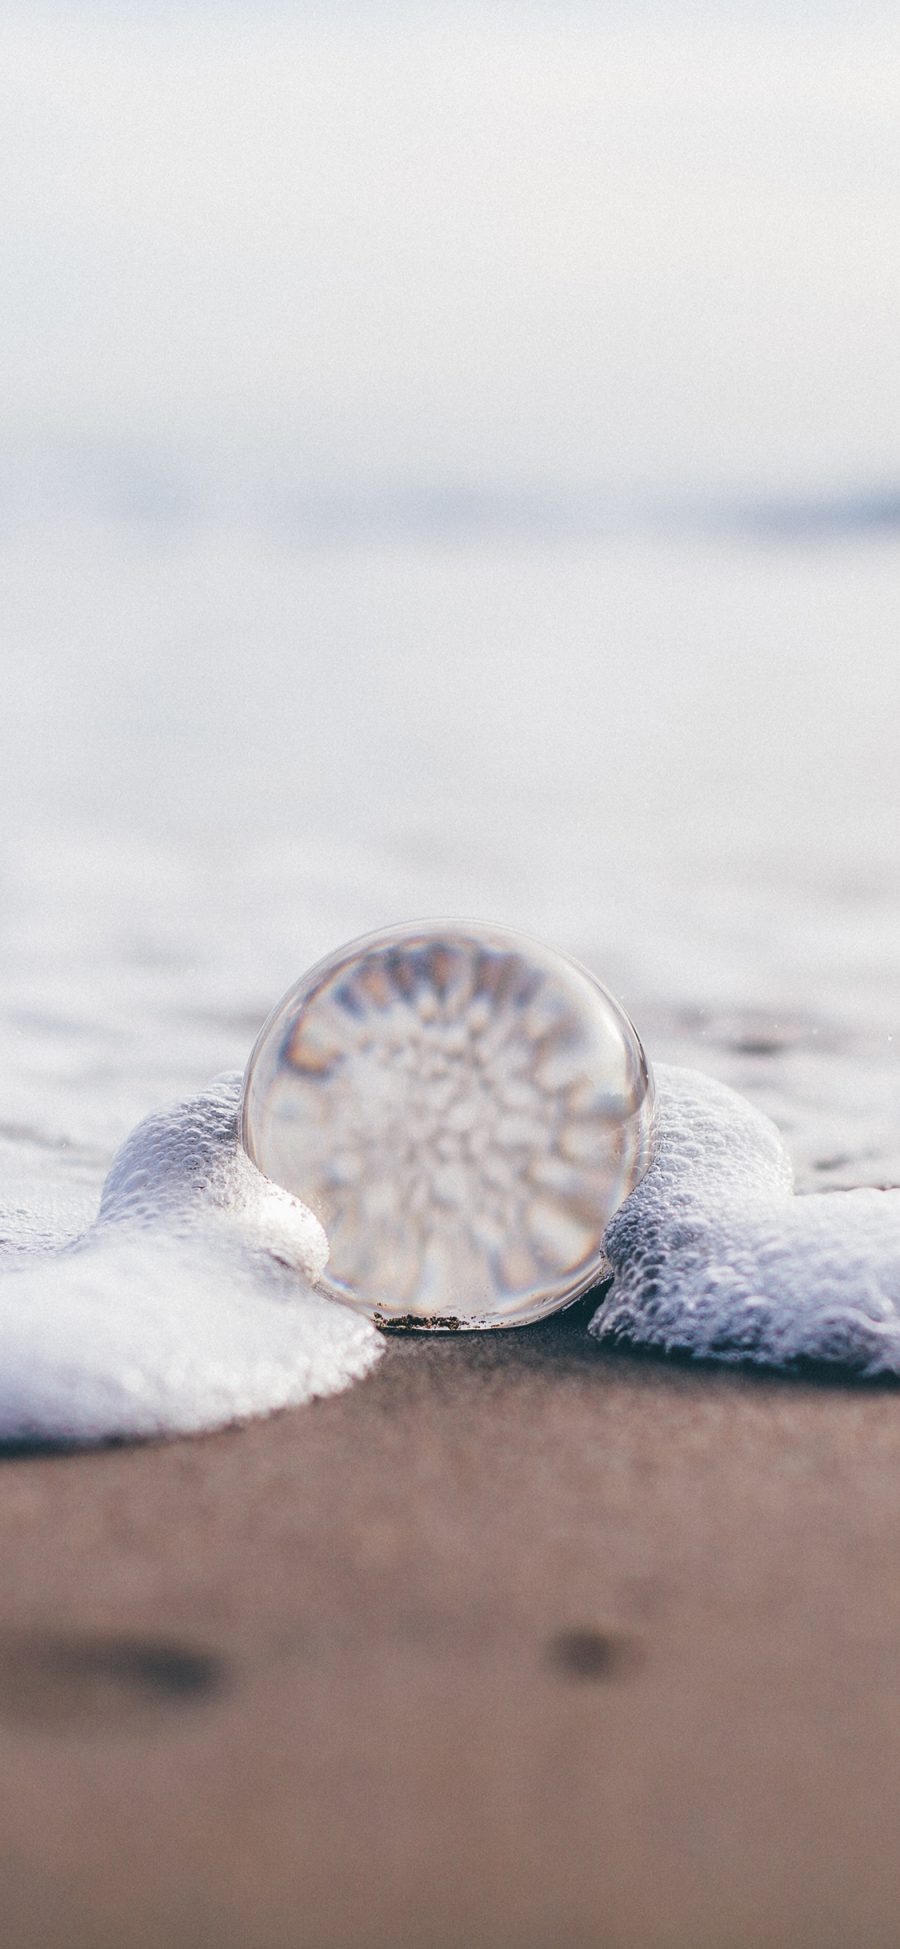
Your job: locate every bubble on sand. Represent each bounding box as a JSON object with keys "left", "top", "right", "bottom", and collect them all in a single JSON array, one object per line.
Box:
[{"left": 242, "top": 921, "right": 655, "bottom": 1328}]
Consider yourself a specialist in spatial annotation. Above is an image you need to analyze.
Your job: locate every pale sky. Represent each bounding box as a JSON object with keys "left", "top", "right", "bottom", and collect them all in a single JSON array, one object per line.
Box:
[{"left": 3, "top": 2, "right": 900, "bottom": 514}]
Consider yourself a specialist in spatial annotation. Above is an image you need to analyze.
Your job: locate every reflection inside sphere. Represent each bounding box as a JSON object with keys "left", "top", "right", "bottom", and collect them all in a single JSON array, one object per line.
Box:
[{"left": 241, "top": 921, "right": 655, "bottom": 1329}]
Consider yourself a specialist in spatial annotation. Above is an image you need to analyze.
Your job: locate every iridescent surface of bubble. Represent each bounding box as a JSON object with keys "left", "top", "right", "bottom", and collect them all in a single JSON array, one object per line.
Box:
[{"left": 241, "top": 922, "right": 656, "bottom": 1328}]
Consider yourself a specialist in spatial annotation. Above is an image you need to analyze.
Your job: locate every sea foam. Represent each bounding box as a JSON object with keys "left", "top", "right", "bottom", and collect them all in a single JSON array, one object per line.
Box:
[
  {"left": 591, "top": 1064, "right": 900, "bottom": 1376},
  {"left": 2, "top": 1061, "right": 898, "bottom": 1449},
  {"left": 0, "top": 1074, "right": 381, "bottom": 1445}
]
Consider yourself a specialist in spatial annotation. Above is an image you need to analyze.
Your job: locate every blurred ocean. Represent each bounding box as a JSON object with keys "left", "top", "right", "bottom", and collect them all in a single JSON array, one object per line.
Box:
[{"left": 0, "top": 0, "right": 898, "bottom": 1251}]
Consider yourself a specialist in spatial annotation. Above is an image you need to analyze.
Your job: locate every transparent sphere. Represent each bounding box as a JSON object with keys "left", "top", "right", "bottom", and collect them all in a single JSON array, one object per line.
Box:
[{"left": 241, "top": 921, "right": 655, "bottom": 1330}]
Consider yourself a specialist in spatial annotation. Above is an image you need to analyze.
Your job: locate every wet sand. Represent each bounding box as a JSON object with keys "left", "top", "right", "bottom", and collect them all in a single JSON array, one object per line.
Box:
[{"left": 2, "top": 1303, "right": 900, "bottom": 1948}]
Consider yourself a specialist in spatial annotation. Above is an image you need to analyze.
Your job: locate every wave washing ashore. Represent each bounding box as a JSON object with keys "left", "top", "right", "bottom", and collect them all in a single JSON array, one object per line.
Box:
[
  {"left": 1, "top": 1051, "right": 899, "bottom": 1446},
  {"left": 0, "top": 523, "right": 898, "bottom": 1444}
]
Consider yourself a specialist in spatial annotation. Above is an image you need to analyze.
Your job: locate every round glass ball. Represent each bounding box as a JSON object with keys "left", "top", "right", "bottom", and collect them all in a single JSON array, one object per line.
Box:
[{"left": 241, "top": 921, "right": 655, "bottom": 1329}]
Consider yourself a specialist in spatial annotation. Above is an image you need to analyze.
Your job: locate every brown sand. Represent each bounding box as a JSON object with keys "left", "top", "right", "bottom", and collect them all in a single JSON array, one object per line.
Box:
[{"left": 1, "top": 1302, "right": 900, "bottom": 1949}]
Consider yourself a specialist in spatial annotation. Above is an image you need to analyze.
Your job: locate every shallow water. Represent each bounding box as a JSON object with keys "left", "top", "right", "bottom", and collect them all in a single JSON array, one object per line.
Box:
[{"left": 0, "top": 517, "right": 898, "bottom": 1429}]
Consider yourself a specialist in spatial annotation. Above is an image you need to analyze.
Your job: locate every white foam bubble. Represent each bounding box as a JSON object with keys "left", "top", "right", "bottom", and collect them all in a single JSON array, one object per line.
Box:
[
  {"left": 591, "top": 1064, "right": 900, "bottom": 1376},
  {"left": 0, "top": 1074, "right": 381, "bottom": 1445}
]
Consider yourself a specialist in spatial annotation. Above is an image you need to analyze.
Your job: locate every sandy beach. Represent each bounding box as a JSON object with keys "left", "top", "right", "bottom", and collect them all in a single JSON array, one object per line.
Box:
[
  {"left": 0, "top": 516, "right": 896, "bottom": 1943},
  {"left": 3, "top": 5, "right": 900, "bottom": 1934},
  {"left": 2, "top": 1309, "right": 900, "bottom": 1948},
  {"left": 0, "top": 520, "right": 897, "bottom": 1943}
]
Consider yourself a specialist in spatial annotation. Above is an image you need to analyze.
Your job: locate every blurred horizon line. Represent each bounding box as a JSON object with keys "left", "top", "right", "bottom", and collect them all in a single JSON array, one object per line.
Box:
[{"left": 2, "top": 447, "right": 900, "bottom": 543}]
